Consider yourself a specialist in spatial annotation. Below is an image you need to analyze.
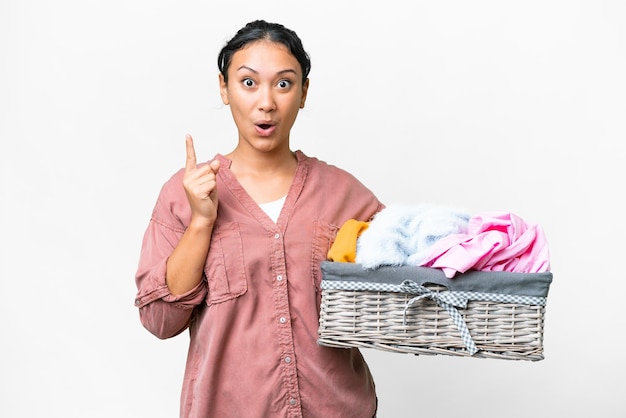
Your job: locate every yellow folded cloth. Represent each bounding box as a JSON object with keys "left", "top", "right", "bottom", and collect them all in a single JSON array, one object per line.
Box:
[{"left": 327, "top": 219, "right": 370, "bottom": 262}]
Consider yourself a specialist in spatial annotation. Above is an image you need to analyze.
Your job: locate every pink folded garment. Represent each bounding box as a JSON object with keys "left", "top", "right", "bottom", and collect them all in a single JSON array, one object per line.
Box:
[{"left": 419, "top": 211, "right": 551, "bottom": 278}]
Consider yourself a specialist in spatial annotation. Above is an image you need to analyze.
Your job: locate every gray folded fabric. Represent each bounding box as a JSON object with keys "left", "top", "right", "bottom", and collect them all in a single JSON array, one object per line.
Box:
[{"left": 321, "top": 261, "right": 553, "bottom": 298}]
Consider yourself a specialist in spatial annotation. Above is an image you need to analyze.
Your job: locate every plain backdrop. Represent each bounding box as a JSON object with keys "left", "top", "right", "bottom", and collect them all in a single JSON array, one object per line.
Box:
[{"left": 1, "top": 1, "right": 625, "bottom": 417}]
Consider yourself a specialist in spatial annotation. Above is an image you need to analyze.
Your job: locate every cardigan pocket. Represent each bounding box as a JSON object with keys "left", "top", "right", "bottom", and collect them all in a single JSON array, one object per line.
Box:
[
  {"left": 311, "top": 220, "right": 339, "bottom": 293},
  {"left": 204, "top": 222, "right": 248, "bottom": 305}
]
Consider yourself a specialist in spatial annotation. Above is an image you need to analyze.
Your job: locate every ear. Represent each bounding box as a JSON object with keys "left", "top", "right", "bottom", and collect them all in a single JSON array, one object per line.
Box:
[
  {"left": 299, "top": 78, "right": 310, "bottom": 109},
  {"left": 219, "top": 73, "right": 229, "bottom": 105}
]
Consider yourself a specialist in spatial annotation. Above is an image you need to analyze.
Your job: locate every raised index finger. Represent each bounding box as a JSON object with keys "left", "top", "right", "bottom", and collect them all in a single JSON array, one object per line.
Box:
[{"left": 185, "top": 134, "right": 197, "bottom": 173}]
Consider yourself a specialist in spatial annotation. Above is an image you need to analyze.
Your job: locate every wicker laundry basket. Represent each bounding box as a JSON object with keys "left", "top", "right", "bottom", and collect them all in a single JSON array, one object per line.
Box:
[{"left": 318, "top": 261, "right": 553, "bottom": 361}]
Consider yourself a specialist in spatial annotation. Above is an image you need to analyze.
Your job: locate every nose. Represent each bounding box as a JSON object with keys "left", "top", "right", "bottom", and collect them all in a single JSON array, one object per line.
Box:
[{"left": 257, "top": 86, "right": 276, "bottom": 113}]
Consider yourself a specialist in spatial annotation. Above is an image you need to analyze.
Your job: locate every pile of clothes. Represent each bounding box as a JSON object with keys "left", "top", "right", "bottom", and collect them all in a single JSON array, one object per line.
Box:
[{"left": 327, "top": 204, "right": 550, "bottom": 279}]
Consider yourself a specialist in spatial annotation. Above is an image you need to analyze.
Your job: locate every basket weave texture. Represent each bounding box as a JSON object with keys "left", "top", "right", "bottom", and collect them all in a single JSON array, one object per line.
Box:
[{"left": 317, "top": 262, "right": 552, "bottom": 361}]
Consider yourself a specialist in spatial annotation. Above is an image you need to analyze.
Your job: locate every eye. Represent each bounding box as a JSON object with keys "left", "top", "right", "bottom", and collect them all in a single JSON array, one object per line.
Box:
[
  {"left": 242, "top": 78, "right": 255, "bottom": 87},
  {"left": 277, "top": 79, "right": 292, "bottom": 89}
]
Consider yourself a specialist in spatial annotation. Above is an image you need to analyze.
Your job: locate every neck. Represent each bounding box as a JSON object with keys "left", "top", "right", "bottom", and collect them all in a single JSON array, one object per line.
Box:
[
  {"left": 226, "top": 147, "right": 297, "bottom": 176},
  {"left": 224, "top": 147, "right": 298, "bottom": 204}
]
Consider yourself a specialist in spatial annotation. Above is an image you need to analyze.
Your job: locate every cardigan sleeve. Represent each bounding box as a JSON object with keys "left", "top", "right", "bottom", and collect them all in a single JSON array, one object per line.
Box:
[{"left": 134, "top": 171, "right": 208, "bottom": 339}]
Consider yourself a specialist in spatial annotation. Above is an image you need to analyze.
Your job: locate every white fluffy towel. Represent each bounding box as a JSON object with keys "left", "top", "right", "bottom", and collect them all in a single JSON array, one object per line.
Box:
[{"left": 355, "top": 204, "right": 471, "bottom": 269}]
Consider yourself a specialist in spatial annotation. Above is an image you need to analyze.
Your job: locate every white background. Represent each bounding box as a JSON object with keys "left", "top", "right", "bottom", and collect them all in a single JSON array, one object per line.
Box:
[{"left": 1, "top": 1, "right": 624, "bottom": 417}]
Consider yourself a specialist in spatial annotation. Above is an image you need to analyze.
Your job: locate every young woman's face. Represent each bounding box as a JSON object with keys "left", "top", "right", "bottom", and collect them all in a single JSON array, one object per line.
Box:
[{"left": 220, "top": 40, "right": 309, "bottom": 154}]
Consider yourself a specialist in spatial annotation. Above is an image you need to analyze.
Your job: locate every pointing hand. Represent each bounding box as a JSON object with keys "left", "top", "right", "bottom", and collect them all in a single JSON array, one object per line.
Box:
[{"left": 182, "top": 134, "right": 220, "bottom": 226}]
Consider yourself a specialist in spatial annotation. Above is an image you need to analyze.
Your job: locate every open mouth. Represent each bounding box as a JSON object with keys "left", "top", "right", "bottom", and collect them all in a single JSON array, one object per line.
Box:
[{"left": 255, "top": 121, "right": 276, "bottom": 136}]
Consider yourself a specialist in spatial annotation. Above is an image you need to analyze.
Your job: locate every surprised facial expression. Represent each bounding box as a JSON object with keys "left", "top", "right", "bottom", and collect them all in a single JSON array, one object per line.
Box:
[{"left": 220, "top": 40, "right": 309, "bottom": 154}]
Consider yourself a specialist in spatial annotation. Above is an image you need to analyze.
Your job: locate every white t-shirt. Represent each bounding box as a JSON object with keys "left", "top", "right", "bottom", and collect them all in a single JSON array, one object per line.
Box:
[{"left": 258, "top": 195, "right": 286, "bottom": 223}]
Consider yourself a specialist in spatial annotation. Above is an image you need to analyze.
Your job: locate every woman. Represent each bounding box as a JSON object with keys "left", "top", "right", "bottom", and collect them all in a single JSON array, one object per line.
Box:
[{"left": 134, "top": 20, "right": 383, "bottom": 418}]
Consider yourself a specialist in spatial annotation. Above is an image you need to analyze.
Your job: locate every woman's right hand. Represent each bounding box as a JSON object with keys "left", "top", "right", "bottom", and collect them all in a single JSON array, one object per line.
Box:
[{"left": 183, "top": 134, "right": 220, "bottom": 227}]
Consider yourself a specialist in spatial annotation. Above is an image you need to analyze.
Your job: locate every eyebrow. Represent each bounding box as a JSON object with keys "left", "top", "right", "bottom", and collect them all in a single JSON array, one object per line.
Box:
[{"left": 236, "top": 65, "right": 298, "bottom": 77}]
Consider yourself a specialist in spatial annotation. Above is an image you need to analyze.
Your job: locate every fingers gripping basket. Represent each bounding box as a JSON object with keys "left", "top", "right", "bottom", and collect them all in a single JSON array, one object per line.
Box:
[{"left": 317, "top": 262, "right": 553, "bottom": 361}]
